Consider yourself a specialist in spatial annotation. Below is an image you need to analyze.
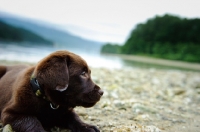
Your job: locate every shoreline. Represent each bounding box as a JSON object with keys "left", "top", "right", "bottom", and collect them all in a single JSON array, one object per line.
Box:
[
  {"left": 0, "top": 60, "right": 34, "bottom": 65},
  {"left": 103, "top": 53, "right": 200, "bottom": 71}
]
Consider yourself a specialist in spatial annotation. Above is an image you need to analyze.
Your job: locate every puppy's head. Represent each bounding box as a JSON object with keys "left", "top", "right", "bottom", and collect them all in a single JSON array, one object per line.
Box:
[{"left": 33, "top": 50, "right": 103, "bottom": 108}]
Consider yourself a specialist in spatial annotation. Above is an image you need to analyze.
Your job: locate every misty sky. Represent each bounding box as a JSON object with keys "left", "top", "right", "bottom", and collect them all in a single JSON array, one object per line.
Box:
[{"left": 0, "top": 0, "right": 200, "bottom": 44}]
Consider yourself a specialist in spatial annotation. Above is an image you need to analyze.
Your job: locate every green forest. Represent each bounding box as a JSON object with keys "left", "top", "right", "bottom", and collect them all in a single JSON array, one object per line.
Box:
[
  {"left": 101, "top": 14, "right": 200, "bottom": 63},
  {"left": 0, "top": 20, "right": 52, "bottom": 44}
]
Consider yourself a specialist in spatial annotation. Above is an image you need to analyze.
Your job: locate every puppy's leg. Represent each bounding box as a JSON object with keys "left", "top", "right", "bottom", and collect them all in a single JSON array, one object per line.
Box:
[
  {"left": 62, "top": 110, "right": 100, "bottom": 132},
  {"left": 2, "top": 111, "right": 46, "bottom": 132}
]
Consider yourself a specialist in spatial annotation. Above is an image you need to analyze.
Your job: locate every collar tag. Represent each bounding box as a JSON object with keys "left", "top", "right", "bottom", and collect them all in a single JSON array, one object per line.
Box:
[{"left": 50, "top": 103, "right": 60, "bottom": 110}]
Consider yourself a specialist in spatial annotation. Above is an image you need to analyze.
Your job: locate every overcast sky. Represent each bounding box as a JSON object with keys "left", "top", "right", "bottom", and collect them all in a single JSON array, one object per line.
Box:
[{"left": 0, "top": 0, "right": 200, "bottom": 44}]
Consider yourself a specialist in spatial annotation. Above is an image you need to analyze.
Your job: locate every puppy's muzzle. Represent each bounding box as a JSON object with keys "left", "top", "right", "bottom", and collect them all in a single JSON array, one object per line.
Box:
[
  {"left": 87, "top": 85, "right": 103, "bottom": 102},
  {"left": 94, "top": 85, "right": 104, "bottom": 96}
]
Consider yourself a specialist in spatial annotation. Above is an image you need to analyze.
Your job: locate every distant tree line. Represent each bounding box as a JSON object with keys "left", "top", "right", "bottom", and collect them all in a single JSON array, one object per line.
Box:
[
  {"left": 0, "top": 20, "right": 52, "bottom": 44},
  {"left": 101, "top": 44, "right": 121, "bottom": 54},
  {"left": 101, "top": 14, "right": 200, "bottom": 63}
]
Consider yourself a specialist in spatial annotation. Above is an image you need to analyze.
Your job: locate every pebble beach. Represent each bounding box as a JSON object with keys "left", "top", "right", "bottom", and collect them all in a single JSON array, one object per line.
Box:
[
  {"left": 73, "top": 67, "right": 200, "bottom": 132},
  {"left": 0, "top": 61, "right": 200, "bottom": 132}
]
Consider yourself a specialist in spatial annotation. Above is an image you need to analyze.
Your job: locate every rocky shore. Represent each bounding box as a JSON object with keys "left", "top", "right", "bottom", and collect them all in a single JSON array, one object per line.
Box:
[
  {"left": 74, "top": 67, "right": 200, "bottom": 132},
  {"left": 0, "top": 61, "right": 200, "bottom": 132}
]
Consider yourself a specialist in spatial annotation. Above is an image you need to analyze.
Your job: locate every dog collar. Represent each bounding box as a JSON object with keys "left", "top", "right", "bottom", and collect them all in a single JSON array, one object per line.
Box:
[
  {"left": 30, "top": 77, "right": 60, "bottom": 110},
  {"left": 30, "top": 78, "right": 44, "bottom": 97}
]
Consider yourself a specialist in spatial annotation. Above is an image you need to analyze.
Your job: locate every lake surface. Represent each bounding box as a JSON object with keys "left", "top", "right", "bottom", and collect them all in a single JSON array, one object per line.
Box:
[
  {"left": 0, "top": 42, "right": 197, "bottom": 71},
  {"left": 0, "top": 42, "right": 124, "bottom": 69}
]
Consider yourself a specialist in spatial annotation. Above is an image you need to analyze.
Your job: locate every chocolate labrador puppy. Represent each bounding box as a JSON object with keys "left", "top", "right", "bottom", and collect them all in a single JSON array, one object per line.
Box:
[{"left": 0, "top": 50, "right": 103, "bottom": 132}]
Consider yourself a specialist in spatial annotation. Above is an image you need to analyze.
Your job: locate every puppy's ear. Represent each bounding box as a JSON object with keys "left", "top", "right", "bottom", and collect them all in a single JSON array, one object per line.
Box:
[{"left": 37, "top": 57, "right": 69, "bottom": 92}]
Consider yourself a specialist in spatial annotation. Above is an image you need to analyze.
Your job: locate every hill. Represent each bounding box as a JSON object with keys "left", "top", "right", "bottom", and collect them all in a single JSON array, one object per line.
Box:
[
  {"left": 0, "top": 20, "right": 52, "bottom": 44},
  {"left": 0, "top": 12, "right": 103, "bottom": 52},
  {"left": 101, "top": 14, "right": 200, "bottom": 63}
]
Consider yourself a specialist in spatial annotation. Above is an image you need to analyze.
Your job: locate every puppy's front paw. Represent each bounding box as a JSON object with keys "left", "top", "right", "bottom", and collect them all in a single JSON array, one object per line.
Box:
[{"left": 81, "top": 125, "right": 100, "bottom": 132}]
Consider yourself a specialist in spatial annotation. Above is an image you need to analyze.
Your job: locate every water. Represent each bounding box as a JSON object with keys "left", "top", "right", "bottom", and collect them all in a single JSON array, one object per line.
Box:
[
  {"left": 0, "top": 43, "right": 123, "bottom": 69},
  {"left": 1, "top": 43, "right": 196, "bottom": 71}
]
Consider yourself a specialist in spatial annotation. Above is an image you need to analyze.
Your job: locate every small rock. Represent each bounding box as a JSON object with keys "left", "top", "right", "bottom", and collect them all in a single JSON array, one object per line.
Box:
[{"left": 2, "top": 124, "right": 13, "bottom": 132}]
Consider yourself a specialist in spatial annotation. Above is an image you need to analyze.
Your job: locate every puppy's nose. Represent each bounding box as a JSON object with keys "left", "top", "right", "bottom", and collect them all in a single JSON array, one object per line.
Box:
[{"left": 98, "top": 89, "right": 104, "bottom": 96}]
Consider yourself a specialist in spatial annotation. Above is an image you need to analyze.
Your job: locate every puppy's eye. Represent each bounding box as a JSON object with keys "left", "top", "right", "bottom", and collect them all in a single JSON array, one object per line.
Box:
[{"left": 81, "top": 71, "right": 86, "bottom": 76}]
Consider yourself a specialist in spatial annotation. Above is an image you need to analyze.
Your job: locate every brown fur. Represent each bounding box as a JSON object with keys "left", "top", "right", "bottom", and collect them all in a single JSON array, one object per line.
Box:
[{"left": 0, "top": 50, "right": 103, "bottom": 132}]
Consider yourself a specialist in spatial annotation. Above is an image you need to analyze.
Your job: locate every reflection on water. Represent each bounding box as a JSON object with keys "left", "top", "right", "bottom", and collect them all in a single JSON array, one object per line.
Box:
[
  {"left": 0, "top": 43, "right": 123, "bottom": 69},
  {"left": 121, "top": 59, "right": 174, "bottom": 70}
]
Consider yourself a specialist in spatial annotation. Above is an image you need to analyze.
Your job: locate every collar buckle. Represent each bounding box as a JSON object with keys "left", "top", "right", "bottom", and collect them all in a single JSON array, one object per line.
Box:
[{"left": 30, "top": 78, "right": 44, "bottom": 97}]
